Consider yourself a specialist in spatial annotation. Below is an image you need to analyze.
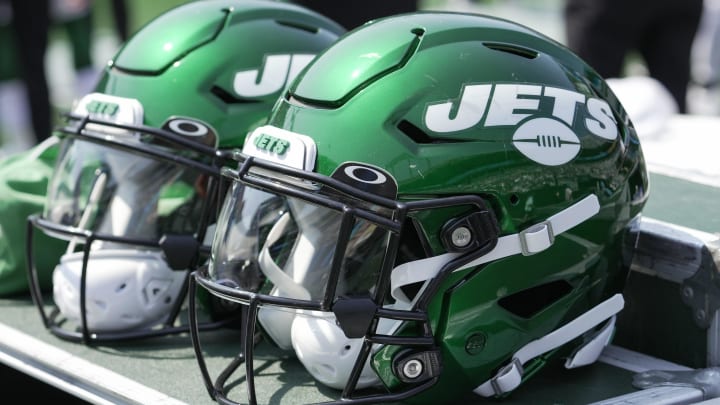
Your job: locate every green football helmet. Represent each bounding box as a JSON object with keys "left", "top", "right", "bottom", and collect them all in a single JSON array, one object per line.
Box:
[
  {"left": 26, "top": 0, "right": 344, "bottom": 343},
  {"left": 189, "top": 10, "right": 649, "bottom": 404}
]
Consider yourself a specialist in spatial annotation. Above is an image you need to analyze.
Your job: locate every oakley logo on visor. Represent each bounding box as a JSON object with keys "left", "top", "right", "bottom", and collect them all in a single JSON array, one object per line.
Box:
[{"left": 332, "top": 163, "right": 398, "bottom": 199}]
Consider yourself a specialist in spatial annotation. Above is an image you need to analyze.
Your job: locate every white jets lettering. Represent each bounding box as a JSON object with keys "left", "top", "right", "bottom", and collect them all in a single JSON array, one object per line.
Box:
[
  {"left": 585, "top": 98, "right": 617, "bottom": 140},
  {"left": 484, "top": 84, "right": 541, "bottom": 126},
  {"left": 425, "top": 85, "right": 491, "bottom": 132},
  {"left": 543, "top": 87, "right": 585, "bottom": 126},
  {"left": 233, "top": 54, "right": 315, "bottom": 97},
  {"left": 424, "top": 83, "right": 617, "bottom": 140}
]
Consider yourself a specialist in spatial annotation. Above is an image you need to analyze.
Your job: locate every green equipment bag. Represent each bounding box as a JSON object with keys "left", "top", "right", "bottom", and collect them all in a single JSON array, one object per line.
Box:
[{"left": 0, "top": 137, "right": 66, "bottom": 296}]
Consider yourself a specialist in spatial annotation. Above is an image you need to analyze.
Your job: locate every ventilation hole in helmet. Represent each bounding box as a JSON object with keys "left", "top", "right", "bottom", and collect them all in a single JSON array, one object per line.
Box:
[
  {"left": 509, "top": 194, "right": 520, "bottom": 205},
  {"left": 398, "top": 120, "right": 467, "bottom": 144},
  {"left": 276, "top": 20, "right": 319, "bottom": 35},
  {"left": 398, "top": 119, "right": 433, "bottom": 143},
  {"left": 210, "top": 85, "right": 261, "bottom": 104},
  {"left": 115, "top": 282, "right": 127, "bottom": 293},
  {"left": 498, "top": 280, "right": 572, "bottom": 319},
  {"left": 483, "top": 42, "right": 538, "bottom": 59}
]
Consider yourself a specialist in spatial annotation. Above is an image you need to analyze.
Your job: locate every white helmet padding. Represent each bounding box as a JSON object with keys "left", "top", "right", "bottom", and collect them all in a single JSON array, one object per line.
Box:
[{"left": 53, "top": 249, "right": 186, "bottom": 332}]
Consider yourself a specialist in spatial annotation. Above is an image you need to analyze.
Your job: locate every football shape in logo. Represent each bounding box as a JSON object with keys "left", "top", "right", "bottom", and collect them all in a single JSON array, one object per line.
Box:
[{"left": 512, "top": 117, "right": 581, "bottom": 166}]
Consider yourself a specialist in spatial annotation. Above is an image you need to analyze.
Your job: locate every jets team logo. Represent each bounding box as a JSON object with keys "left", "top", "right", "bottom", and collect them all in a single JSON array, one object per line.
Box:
[
  {"left": 74, "top": 92, "right": 143, "bottom": 135},
  {"left": 424, "top": 83, "right": 618, "bottom": 166},
  {"left": 512, "top": 118, "right": 580, "bottom": 166},
  {"left": 233, "top": 54, "right": 315, "bottom": 97},
  {"left": 244, "top": 125, "right": 317, "bottom": 171}
]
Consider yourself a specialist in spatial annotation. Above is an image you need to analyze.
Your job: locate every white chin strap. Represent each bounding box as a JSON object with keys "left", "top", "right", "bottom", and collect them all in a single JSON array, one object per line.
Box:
[
  {"left": 474, "top": 294, "right": 623, "bottom": 397},
  {"left": 387, "top": 193, "right": 619, "bottom": 396},
  {"left": 256, "top": 193, "right": 611, "bottom": 393},
  {"left": 391, "top": 194, "right": 601, "bottom": 305}
]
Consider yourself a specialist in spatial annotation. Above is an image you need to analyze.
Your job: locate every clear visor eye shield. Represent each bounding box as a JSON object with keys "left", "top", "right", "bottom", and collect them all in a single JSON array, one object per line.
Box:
[
  {"left": 26, "top": 93, "right": 236, "bottom": 344},
  {"left": 188, "top": 125, "right": 501, "bottom": 404}
]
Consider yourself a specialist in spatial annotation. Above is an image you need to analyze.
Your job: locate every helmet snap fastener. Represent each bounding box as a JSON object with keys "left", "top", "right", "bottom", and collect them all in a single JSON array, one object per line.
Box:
[
  {"left": 451, "top": 226, "right": 472, "bottom": 248},
  {"left": 402, "top": 359, "right": 424, "bottom": 379}
]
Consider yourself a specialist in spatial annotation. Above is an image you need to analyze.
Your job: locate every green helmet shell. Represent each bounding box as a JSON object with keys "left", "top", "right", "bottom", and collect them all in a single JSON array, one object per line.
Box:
[
  {"left": 266, "top": 11, "right": 648, "bottom": 403},
  {"left": 94, "top": 0, "right": 345, "bottom": 149}
]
